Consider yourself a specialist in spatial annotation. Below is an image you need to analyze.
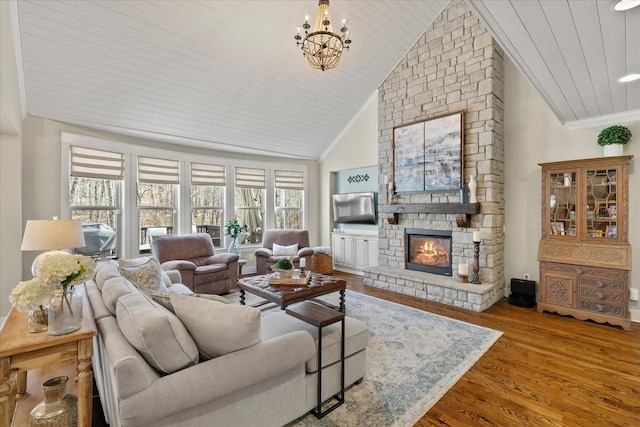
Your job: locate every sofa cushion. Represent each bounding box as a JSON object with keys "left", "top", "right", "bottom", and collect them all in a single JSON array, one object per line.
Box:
[
  {"left": 273, "top": 243, "right": 298, "bottom": 256},
  {"left": 118, "top": 257, "right": 170, "bottom": 294},
  {"left": 170, "top": 292, "right": 262, "bottom": 359},
  {"left": 194, "top": 263, "right": 228, "bottom": 274},
  {"left": 95, "top": 264, "right": 121, "bottom": 291},
  {"left": 150, "top": 291, "right": 228, "bottom": 313},
  {"left": 102, "top": 276, "right": 139, "bottom": 315},
  {"left": 116, "top": 292, "right": 199, "bottom": 374}
]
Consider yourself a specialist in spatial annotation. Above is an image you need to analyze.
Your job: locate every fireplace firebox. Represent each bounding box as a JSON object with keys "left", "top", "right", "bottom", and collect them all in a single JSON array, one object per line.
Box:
[{"left": 405, "top": 229, "right": 452, "bottom": 276}]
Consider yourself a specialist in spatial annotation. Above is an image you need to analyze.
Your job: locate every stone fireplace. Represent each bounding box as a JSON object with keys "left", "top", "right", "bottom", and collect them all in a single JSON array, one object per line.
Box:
[
  {"left": 406, "top": 229, "right": 452, "bottom": 276},
  {"left": 363, "top": 0, "right": 505, "bottom": 312}
]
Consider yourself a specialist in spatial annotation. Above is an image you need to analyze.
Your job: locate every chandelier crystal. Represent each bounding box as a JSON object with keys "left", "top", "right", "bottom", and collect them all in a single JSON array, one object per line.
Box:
[{"left": 294, "top": 0, "right": 351, "bottom": 71}]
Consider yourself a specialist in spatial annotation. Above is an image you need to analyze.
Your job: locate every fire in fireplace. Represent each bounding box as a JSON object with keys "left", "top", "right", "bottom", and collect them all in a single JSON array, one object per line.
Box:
[{"left": 405, "top": 229, "right": 452, "bottom": 276}]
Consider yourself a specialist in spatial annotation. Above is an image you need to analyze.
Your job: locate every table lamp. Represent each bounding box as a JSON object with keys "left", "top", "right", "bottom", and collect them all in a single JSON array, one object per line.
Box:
[{"left": 21, "top": 218, "right": 86, "bottom": 275}]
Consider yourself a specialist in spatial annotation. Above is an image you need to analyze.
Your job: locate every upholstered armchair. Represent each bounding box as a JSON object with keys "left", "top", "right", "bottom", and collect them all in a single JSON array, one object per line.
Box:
[
  {"left": 151, "top": 233, "right": 239, "bottom": 294},
  {"left": 255, "top": 229, "right": 314, "bottom": 275}
]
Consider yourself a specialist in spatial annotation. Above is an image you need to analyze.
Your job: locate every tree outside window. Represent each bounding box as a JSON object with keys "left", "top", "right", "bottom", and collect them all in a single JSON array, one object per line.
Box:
[
  {"left": 234, "top": 167, "right": 265, "bottom": 244},
  {"left": 137, "top": 156, "right": 179, "bottom": 251},
  {"left": 191, "top": 163, "right": 225, "bottom": 248},
  {"left": 68, "top": 146, "right": 123, "bottom": 258},
  {"left": 274, "top": 170, "right": 304, "bottom": 229}
]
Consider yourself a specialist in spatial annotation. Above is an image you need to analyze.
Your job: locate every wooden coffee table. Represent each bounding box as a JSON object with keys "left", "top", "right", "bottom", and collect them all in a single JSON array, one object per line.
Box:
[{"left": 238, "top": 273, "right": 346, "bottom": 311}]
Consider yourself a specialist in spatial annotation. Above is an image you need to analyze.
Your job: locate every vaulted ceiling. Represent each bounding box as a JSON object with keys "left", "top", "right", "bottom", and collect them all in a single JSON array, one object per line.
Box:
[{"left": 9, "top": 0, "right": 640, "bottom": 160}]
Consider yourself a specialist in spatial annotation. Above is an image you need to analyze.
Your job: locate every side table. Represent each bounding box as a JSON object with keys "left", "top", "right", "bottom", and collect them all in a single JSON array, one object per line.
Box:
[
  {"left": 286, "top": 301, "right": 345, "bottom": 419},
  {"left": 237, "top": 258, "right": 247, "bottom": 278},
  {"left": 0, "top": 284, "right": 97, "bottom": 427}
]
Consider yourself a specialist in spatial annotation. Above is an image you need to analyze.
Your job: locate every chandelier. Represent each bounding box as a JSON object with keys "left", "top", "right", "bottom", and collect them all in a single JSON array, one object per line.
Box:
[{"left": 294, "top": 0, "right": 351, "bottom": 71}]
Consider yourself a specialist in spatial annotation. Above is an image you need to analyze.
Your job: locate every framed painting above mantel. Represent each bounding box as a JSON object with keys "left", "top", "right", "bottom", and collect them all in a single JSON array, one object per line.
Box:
[{"left": 393, "top": 111, "right": 464, "bottom": 193}]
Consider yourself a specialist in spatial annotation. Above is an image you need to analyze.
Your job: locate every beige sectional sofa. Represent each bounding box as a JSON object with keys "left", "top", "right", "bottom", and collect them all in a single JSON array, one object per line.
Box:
[{"left": 87, "top": 260, "right": 369, "bottom": 427}]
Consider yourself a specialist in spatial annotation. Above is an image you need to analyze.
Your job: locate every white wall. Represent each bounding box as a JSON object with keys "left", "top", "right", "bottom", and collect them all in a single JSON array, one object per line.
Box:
[
  {"left": 321, "top": 57, "right": 640, "bottom": 322},
  {"left": 1, "top": 0, "right": 23, "bottom": 319},
  {"left": 503, "top": 57, "right": 640, "bottom": 321},
  {"left": 319, "top": 94, "right": 379, "bottom": 246}
]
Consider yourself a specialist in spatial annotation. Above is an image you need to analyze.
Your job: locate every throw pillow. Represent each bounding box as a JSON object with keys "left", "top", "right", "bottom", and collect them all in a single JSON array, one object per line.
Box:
[
  {"left": 273, "top": 243, "right": 298, "bottom": 256},
  {"left": 116, "top": 292, "right": 199, "bottom": 374},
  {"left": 170, "top": 292, "right": 261, "bottom": 359},
  {"left": 118, "top": 257, "right": 170, "bottom": 294}
]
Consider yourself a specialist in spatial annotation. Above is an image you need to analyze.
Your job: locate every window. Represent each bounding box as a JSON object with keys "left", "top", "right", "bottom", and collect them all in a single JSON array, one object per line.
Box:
[
  {"left": 274, "top": 170, "right": 304, "bottom": 229},
  {"left": 137, "top": 156, "right": 179, "bottom": 252},
  {"left": 68, "top": 146, "right": 124, "bottom": 258},
  {"left": 234, "top": 167, "right": 265, "bottom": 244},
  {"left": 191, "top": 162, "right": 225, "bottom": 248}
]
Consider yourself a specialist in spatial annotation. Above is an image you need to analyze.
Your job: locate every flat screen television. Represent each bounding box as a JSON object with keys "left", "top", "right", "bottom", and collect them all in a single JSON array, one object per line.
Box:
[{"left": 332, "top": 192, "right": 377, "bottom": 224}]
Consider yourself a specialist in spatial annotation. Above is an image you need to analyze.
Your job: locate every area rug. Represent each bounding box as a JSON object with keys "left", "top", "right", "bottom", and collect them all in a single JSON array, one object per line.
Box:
[{"left": 227, "top": 289, "right": 502, "bottom": 427}]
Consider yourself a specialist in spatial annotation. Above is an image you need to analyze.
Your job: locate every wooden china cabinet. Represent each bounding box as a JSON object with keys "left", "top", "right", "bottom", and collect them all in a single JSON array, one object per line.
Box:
[{"left": 537, "top": 156, "right": 633, "bottom": 330}]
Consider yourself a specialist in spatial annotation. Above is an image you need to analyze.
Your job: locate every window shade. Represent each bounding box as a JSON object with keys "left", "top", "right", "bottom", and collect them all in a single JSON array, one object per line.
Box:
[
  {"left": 191, "top": 163, "right": 225, "bottom": 186},
  {"left": 275, "top": 170, "right": 304, "bottom": 190},
  {"left": 70, "top": 146, "right": 124, "bottom": 180},
  {"left": 138, "top": 156, "right": 180, "bottom": 184},
  {"left": 235, "top": 167, "right": 266, "bottom": 188}
]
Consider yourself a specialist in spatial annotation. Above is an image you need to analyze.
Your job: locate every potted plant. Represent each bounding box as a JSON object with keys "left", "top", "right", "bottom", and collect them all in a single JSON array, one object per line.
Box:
[
  {"left": 271, "top": 258, "right": 294, "bottom": 278},
  {"left": 597, "top": 125, "right": 632, "bottom": 157},
  {"left": 224, "top": 218, "right": 248, "bottom": 255}
]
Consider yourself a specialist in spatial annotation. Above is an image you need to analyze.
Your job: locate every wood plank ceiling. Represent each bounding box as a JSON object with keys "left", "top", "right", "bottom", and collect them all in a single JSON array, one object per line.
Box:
[
  {"left": 11, "top": 0, "right": 640, "bottom": 160},
  {"left": 468, "top": 0, "right": 640, "bottom": 126}
]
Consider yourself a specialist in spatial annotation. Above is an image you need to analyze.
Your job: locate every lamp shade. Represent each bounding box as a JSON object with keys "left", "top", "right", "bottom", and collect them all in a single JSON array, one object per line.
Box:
[{"left": 21, "top": 220, "right": 86, "bottom": 251}]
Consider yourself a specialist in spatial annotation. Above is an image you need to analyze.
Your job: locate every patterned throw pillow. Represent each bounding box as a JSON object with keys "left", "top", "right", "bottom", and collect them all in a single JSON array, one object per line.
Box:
[{"left": 118, "top": 257, "right": 169, "bottom": 295}]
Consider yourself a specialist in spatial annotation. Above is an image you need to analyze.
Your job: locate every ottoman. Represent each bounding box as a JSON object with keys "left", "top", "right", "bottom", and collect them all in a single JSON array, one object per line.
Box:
[{"left": 261, "top": 310, "right": 369, "bottom": 411}]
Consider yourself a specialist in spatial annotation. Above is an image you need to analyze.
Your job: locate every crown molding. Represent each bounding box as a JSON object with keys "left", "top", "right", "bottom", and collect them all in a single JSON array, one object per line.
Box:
[{"left": 564, "top": 109, "right": 640, "bottom": 130}]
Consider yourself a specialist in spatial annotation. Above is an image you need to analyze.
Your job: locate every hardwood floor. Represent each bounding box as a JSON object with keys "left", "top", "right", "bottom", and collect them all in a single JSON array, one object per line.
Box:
[{"left": 334, "top": 271, "right": 640, "bottom": 426}]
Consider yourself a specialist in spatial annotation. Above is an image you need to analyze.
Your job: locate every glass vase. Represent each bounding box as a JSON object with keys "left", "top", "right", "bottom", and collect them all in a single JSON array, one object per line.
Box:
[
  {"left": 48, "top": 287, "right": 82, "bottom": 336},
  {"left": 29, "top": 305, "right": 49, "bottom": 333},
  {"left": 228, "top": 237, "right": 241, "bottom": 255},
  {"left": 30, "top": 376, "right": 72, "bottom": 427}
]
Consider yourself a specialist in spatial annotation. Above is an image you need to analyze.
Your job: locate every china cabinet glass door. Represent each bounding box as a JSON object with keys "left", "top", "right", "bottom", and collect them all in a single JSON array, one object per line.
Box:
[
  {"left": 548, "top": 170, "right": 577, "bottom": 237},
  {"left": 584, "top": 167, "right": 618, "bottom": 240}
]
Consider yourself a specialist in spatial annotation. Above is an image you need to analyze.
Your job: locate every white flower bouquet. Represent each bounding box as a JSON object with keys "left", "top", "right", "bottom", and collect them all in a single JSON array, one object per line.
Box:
[
  {"left": 35, "top": 253, "right": 96, "bottom": 315},
  {"left": 37, "top": 253, "right": 96, "bottom": 287},
  {"left": 9, "top": 277, "right": 55, "bottom": 313}
]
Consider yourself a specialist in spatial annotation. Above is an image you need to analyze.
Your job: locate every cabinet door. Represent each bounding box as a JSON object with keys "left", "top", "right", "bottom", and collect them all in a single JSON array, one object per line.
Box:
[
  {"left": 354, "top": 238, "right": 367, "bottom": 269},
  {"left": 343, "top": 235, "right": 354, "bottom": 266},
  {"left": 583, "top": 167, "right": 621, "bottom": 242},
  {"left": 332, "top": 234, "right": 354, "bottom": 267},
  {"left": 546, "top": 168, "right": 580, "bottom": 238},
  {"left": 332, "top": 234, "right": 345, "bottom": 265},
  {"left": 540, "top": 270, "right": 576, "bottom": 308}
]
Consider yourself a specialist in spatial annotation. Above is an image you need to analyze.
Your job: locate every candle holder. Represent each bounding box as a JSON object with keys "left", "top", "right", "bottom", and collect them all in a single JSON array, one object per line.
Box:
[
  {"left": 472, "top": 240, "right": 481, "bottom": 284},
  {"left": 458, "top": 273, "right": 469, "bottom": 283}
]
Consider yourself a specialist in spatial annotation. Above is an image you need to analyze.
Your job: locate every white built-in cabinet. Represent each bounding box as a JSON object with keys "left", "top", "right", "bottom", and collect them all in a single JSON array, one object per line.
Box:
[{"left": 332, "top": 232, "right": 378, "bottom": 275}]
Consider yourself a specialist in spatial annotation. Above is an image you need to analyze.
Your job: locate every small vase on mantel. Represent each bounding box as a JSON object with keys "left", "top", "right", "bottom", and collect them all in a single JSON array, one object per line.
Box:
[{"left": 468, "top": 175, "right": 478, "bottom": 204}]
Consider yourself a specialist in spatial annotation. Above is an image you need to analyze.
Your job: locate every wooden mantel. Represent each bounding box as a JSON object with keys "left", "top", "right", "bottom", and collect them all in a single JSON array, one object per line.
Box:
[{"left": 379, "top": 203, "right": 480, "bottom": 227}]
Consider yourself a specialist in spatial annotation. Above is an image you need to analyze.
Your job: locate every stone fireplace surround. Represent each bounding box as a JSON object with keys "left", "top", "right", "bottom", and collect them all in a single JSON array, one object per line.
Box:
[{"left": 363, "top": 0, "right": 505, "bottom": 312}]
